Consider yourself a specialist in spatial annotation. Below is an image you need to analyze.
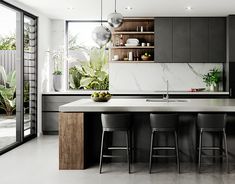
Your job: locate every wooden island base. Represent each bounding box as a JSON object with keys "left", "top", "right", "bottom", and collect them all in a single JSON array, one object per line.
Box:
[{"left": 59, "top": 112, "right": 84, "bottom": 170}]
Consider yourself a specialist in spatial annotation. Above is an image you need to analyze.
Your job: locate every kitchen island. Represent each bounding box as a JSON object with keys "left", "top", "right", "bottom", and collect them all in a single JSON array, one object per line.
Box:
[{"left": 59, "top": 98, "right": 235, "bottom": 170}]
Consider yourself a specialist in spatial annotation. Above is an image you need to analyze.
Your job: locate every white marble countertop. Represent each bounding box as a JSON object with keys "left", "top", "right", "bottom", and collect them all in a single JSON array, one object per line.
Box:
[
  {"left": 43, "top": 90, "right": 229, "bottom": 95},
  {"left": 59, "top": 98, "right": 235, "bottom": 112}
]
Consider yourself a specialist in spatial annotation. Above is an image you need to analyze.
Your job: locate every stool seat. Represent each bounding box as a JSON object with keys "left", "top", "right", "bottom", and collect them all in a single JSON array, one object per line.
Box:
[
  {"left": 99, "top": 113, "right": 131, "bottom": 174},
  {"left": 197, "top": 113, "right": 229, "bottom": 173},
  {"left": 149, "top": 113, "right": 180, "bottom": 173}
]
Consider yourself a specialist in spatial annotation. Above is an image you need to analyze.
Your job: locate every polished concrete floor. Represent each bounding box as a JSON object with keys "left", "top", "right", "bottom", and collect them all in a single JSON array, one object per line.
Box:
[{"left": 0, "top": 135, "right": 235, "bottom": 184}]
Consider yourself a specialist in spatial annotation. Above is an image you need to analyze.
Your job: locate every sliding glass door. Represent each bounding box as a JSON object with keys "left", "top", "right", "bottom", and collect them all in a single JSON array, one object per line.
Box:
[{"left": 0, "top": 2, "right": 37, "bottom": 153}]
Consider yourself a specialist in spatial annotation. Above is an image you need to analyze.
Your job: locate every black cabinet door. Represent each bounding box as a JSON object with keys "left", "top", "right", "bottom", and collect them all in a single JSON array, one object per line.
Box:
[
  {"left": 190, "top": 18, "right": 209, "bottom": 63},
  {"left": 209, "top": 18, "right": 226, "bottom": 63},
  {"left": 229, "top": 16, "right": 235, "bottom": 62},
  {"left": 173, "top": 18, "right": 190, "bottom": 63},
  {"left": 155, "top": 17, "right": 173, "bottom": 62}
]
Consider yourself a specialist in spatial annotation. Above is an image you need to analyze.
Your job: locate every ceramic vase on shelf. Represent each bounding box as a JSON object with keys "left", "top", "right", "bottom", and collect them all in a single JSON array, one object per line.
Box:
[
  {"left": 209, "top": 84, "right": 219, "bottom": 92},
  {"left": 53, "top": 74, "right": 62, "bottom": 92}
]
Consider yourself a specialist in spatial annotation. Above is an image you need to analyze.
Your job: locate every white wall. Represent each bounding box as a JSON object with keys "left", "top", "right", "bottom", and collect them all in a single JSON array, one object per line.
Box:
[
  {"left": 50, "top": 20, "right": 66, "bottom": 91},
  {"left": 7, "top": 0, "right": 51, "bottom": 136}
]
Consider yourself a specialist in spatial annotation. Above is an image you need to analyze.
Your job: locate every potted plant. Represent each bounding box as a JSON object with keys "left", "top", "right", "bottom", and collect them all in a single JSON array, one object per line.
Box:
[
  {"left": 202, "top": 68, "right": 222, "bottom": 91},
  {"left": 50, "top": 49, "right": 64, "bottom": 92}
]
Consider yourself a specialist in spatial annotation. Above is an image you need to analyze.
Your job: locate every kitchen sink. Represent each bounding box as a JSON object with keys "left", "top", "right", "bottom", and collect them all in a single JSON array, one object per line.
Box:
[{"left": 146, "top": 99, "right": 190, "bottom": 103}]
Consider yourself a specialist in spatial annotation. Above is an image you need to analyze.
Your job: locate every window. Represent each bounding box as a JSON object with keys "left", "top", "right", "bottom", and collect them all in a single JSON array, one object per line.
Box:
[{"left": 67, "top": 21, "right": 109, "bottom": 90}]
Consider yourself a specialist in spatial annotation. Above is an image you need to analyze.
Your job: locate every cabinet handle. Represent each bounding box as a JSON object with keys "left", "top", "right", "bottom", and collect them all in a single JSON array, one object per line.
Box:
[{"left": 230, "top": 88, "right": 232, "bottom": 97}]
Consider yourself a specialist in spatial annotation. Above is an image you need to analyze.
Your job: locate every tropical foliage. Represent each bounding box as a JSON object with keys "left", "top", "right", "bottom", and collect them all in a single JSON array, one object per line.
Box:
[
  {"left": 69, "top": 47, "right": 109, "bottom": 90},
  {"left": 0, "top": 65, "right": 16, "bottom": 116},
  {"left": 0, "top": 35, "right": 16, "bottom": 50}
]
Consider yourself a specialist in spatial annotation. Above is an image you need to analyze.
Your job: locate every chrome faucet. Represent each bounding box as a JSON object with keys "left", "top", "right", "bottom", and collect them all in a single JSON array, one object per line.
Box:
[{"left": 163, "top": 80, "right": 169, "bottom": 102}]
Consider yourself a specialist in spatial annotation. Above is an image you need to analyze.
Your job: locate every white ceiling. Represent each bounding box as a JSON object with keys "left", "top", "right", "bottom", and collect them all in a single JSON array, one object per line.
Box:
[{"left": 14, "top": 0, "right": 235, "bottom": 20}]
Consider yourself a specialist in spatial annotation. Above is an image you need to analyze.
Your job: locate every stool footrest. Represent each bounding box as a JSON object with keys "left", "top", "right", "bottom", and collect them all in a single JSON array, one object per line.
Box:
[
  {"left": 152, "top": 155, "right": 176, "bottom": 158},
  {"left": 153, "top": 147, "right": 176, "bottom": 150},
  {"left": 103, "top": 155, "right": 123, "bottom": 158},
  {"left": 108, "top": 147, "right": 128, "bottom": 150},
  {"left": 201, "top": 154, "right": 225, "bottom": 158},
  {"left": 201, "top": 147, "right": 221, "bottom": 150}
]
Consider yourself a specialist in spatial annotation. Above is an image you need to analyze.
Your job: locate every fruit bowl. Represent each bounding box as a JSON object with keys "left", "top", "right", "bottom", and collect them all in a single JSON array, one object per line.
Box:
[
  {"left": 91, "top": 92, "right": 111, "bottom": 102},
  {"left": 141, "top": 55, "right": 151, "bottom": 61}
]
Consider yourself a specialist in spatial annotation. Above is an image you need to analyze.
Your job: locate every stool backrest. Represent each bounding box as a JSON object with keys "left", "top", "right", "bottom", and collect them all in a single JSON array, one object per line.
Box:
[
  {"left": 101, "top": 113, "right": 131, "bottom": 129},
  {"left": 197, "top": 113, "right": 226, "bottom": 129},
  {"left": 150, "top": 113, "right": 179, "bottom": 129}
]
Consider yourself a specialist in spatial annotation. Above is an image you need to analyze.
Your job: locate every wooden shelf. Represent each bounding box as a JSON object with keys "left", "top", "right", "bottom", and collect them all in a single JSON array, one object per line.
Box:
[
  {"left": 110, "top": 46, "right": 154, "bottom": 49},
  {"left": 110, "top": 60, "right": 155, "bottom": 63},
  {"left": 110, "top": 18, "right": 155, "bottom": 61},
  {"left": 112, "top": 31, "right": 154, "bottom": 35}
]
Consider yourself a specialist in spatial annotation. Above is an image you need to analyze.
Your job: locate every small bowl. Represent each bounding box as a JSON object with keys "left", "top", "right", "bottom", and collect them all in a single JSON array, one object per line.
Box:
[
  {"left": 91, "top": 96, "right": 111, "bottom": 102},
  {"left": 141, "top": 55, "right": 151, "bottom": 61}
]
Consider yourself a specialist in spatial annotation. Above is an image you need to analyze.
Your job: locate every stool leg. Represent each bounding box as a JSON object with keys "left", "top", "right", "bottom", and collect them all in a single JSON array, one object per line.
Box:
[
  {"left": 99, "top": 131, "right": 105, "bottom": 174},
  {"left": 126, "top": 131, "right": 131, "bottom": 173},
  {"left": 223, "top": 129, "right": 229, "bottom": 173},
  {"left": 174, "top": 131, "right": 180, "bottom": 173},
  {"left": 130, "top": 130, "right": 133, "bottom": 164},
  {"left": 198, "top": 130, "right": 203, "bottom": 173},
  {"left": 149, "top": 130, "right": 155, "bottom": 174}
]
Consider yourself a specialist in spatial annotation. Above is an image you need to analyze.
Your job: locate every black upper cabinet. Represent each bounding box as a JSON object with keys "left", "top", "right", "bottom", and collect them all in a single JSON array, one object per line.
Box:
[
  {"left": 154, "top": 17, "right": 226, "bottom": 63},
  {"left": 229, "top": 15, "right": 235, "bottom": 62},
  {"left": 173, "top": 18, "right": 190, "bottom": 63},
  {"left": 209, "top": 18, "right": 226, "bottom": 63},
  {"left": 155, "top": 17, "right": 173, "bottom": 62},
  {"left": 190, "top": 18, "right": 209, "bottom": 63}
]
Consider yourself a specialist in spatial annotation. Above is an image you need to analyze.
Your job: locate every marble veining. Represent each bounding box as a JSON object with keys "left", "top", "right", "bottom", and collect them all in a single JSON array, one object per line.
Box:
[{"left": 109, "top": 63, "right": 223, "bottom": 91}]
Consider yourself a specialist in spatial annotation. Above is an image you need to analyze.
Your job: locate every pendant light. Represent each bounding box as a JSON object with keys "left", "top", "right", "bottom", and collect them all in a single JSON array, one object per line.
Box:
[
  {"left": 107, "top": 0, "right": 123, "bottom": 28},
  {"left": 92, "top": 0, "right": 111, "bottom": 47}
]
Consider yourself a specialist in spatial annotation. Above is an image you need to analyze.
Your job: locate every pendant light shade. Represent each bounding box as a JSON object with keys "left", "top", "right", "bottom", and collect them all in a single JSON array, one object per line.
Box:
[
  {"left": 92, "top": 26, "right": 111, "bottom": 47},
  {"left": 92, "top": 0, "right": 111, "bottom": 47},
  {"left": 107, "top": 0, "right": 123, "bottom": 28}
]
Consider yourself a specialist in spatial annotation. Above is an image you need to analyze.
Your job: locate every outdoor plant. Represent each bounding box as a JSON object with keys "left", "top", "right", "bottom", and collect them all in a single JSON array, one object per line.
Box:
[
  {"left": 203, "top": 68, "right": 222, "bottom": 87},
  {"left": 0, "top": 34, "right": 16, "bottom": 50},
  {"left": 69, "top": 66, "right": 82, "bottom": 89},
  {"left": 0, "top": 65, "right": 16, "bottom": 116},
  {"left": 69, "top": 47, "right": 109, "bottom": 90}
]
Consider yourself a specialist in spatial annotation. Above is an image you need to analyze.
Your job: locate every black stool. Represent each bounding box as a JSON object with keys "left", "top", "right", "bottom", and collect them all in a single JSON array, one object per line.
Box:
[
  {"left": 197, "top": 113, "right": 229, "bottom": 173},
  {"left": 149, "top": 113, "right": 180, "bottom": 173},
  {"left": 99, "top": 113, "right": 131, "bottom": 174}
]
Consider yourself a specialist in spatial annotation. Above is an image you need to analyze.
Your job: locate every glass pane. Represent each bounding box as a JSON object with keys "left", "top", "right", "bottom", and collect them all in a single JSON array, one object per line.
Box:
[
  {"left": 67, "top": 22, "right": 109, "bottom": 90},
  {"left": 0, "top": 4, "right": 17, "bottom": 149},
  {"left": 23, "top": 15, "right": 37, "bottom": 137}
]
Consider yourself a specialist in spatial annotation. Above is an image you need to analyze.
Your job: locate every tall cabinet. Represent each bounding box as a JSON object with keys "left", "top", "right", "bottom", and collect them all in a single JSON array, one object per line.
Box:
[{"left": 228, "top": 15, "right": 235, "bottom": 97}]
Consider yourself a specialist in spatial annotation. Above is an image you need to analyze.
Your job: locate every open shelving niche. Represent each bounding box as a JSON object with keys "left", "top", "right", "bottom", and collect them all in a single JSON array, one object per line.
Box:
[{"left": 109, "top": 18, "right": 155, "bottom": 63}]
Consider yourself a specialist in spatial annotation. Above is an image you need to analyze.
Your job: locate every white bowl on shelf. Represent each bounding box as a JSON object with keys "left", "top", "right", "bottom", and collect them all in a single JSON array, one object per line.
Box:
[
  {"left": 126, "top": 38, "right": 139, "bottom": 45},
  {"left": 125, "top": 43, "right": 139, "bottom": 47}
]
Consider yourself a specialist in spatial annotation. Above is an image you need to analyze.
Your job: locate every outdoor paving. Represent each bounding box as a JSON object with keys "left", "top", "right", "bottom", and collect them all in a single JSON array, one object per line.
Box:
[{"left": 0, "top": 115, "right": 16, "bottom": 150}]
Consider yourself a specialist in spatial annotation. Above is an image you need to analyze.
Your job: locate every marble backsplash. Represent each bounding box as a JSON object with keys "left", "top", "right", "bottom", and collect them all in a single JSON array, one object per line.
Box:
[{"left": 109, "top": 63, "right": 223, "bottom": 92}]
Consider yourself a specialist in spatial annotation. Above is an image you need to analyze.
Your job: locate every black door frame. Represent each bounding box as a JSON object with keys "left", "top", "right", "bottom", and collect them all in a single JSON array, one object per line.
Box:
[{"left": 0, "top": 0, "right": 38, "bottom": 155}]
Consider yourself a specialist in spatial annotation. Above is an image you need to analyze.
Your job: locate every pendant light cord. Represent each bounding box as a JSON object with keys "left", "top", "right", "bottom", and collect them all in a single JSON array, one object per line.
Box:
[
  {"left": 115, "top": 0, "right": 117, "bottom": 13},
  {"left": 101, "top": 0, "right": 103, "bottom": 25}
]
